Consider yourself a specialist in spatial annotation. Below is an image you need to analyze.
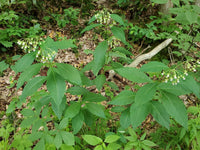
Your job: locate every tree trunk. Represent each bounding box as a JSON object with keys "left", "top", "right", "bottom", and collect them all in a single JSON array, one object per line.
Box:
[
  {"left": 195, "top": 0, "right": 200, "bottom": 7},
  {"left": 160, "top": 0, "right": 173, "bottom": 16}
]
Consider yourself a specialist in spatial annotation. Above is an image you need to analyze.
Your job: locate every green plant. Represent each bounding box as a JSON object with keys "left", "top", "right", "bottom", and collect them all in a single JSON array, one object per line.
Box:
[
  {"left": 82, "top": 134, "right": 121, "bottom": 150},
  {"left": 44, "top": 7, "right": 79, "bottom": 28},
  {"left": 124, "top": 127, "right": 157, "bottom": 150}
]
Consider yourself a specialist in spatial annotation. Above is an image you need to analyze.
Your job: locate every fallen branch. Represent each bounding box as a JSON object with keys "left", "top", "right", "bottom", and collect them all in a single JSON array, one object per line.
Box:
[
  {"left": 108, "top": 38, "right": 173, "bottom": 80},
  {"left": 128, "top": 38, "right": 173, "bottom": 67}
]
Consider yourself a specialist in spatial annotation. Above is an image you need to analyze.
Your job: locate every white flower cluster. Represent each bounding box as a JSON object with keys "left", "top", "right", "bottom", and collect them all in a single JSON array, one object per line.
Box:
[
  {"left": 108, "top": 36, "right": 121, "bottom": 48},
  {"left": 17, "top": 37, "right": 42, "bottom": 53},
  {"left": 39, "top": 50, "right": 57, "bottom": 63},
  {"left": 184, "top": 59, "right": 200, "bottom": 72},
  {"left": 95, "top": 9, "right": 116, "bottom": 26},
  {"left": 162, "top": 69, "right": 188, "bottom": 85}
]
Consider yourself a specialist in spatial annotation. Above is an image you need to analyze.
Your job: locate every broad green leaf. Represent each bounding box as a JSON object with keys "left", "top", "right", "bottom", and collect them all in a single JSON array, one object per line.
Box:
[
  {"left": 0, "top": 40, "right": 13, "bottom": 47},
  {"left": 80, "top": 72, "right": 94, "bottom": 86},
  {"left": 20, "top": 117, "right": 35, "bottom": 128},
  {"left": 67, "top": 86, "right": 89, "bottom": 95},
  {"left": 56, "top": 63, "right": 82, "bottom": 85},
  {"left": 47, "top": 70, "right": 66, "bottom": 106},
  {"left": 54, "top": 133, "right": 62, "bottom": 149},
  {"left": 60, "top": 145, "right": 74, "bottom": 150},
  {"left": 112, "top": 47, "right": 133, "bottom": 56},
  {"left": 158, "top": 82, "right": 190, "bottom": 96},
  {"left": 72, "top": 111, "right": 84, "bottom": 134},
  {"left": 95, "top": 74, "right": 106, "bottom": 91},
  {"left": 135, "top": 83, "right": 158, "bottom": 105},
  {"left": 29, "top": 132, "right": 43, "bottom": 142},
  {"left": 172, "top": 0, "right": 180, "bottom": 6},
  {"left": 180, "top": 75, "right": 200, "bottom": 98},
  {"left": 55, "top": 39, "right": 76, "bottom": 50},
  {"left": 130, "top": 102, "right": 151, "bottom": 129},
  {"left": 186, "top": 11, "right": 198, "bottom": 24},
  {"left": 51, "top": 96, "right": 66, "bottom": 120},
  {"left": 32, "top": 119, "right": 43, "bottom": 132},
  {"left": 17, "top": 63, "right": 42, "bottom": 89},
  {"left": 106, "top": 81, "right": 119, "bottom": 91},
  {"left": 110, "top": 14, "right": 125, "bottom": 26},
  {"left": 111, "top": 26, "right": 126, "bottom": 43},
  {"left": 128, "top": 127, "right": 138, "bottom": 140},
  {"left": 94, "top": 145, "right": 103, "bottom": 150},
  {"left": 120, "top": 108, "right": 131, "bottom": 129},
  {"left": 150, "top": 0, "right": 168, "bottom": 4},
  {"left": 92, "top": 41, "right": 108, "bottom": 76},
  {"left": 83, "top": 92, "right": 107, "bottom": 102},
  {"left": 21, "top": 109, "right": 34, "bottom": 117},
  {"left": 86, "top": 103, "right": 105, "bottom": 118},
  {"left": 65, "top": 102, "right": 81, "bottom": 118},
  {"left": 12, "top": 52, "right": 35, "bottom": 73},
  {"left": 60, "top": 131, "right": 75, "bottom": 145},
  {"left": 115, "top": 67, "right": 152, "bottom": 83},
  {"left": 105, "top": 135, "right": 120, "bottom": 143},
  {"left": 111, "top": 106, "right": 126, "bottom": 112},
  {"left": 34, "top": 139, "right": 45, "bottom": 150},
  {"left": 107, "top": 143, "right": 122, "bottom": 150},
  {"left": 109, "top": 51, "right": 128, "bottom": 59},
  {"left": 161, "top": 92, "right": 188, "bottom": 128},
  {"left": 82, "top": 135, "right": 103, "bottom": 146},
  {"left": 0, "top": 60, "right": 9, "bottom": 72},
  {"left": 81, "top": 24, "right": 102, "bottom": 34},
  {"left": 140, "top": 61, "right": 168, "bottom": 72},
  {"left": 20, "top": 76, "right": 46, "bottom": 100},
  {"left": 109, "top": 90, "right": 135, "bottom": 105},
  {"left": 150, "top": 101, "right": 170, "bottom": 129},
  {"left": 59, "top": 118, "right": 68, "bottom": 129},
  {"left": 142, "top": 140, "right": 157, "bottom": 147}
]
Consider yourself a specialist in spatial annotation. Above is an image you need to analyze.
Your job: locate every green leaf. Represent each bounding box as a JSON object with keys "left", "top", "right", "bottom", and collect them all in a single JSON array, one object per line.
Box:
[
  {"left": 21, "top": 109, "right": 34, "bottom": 117},
  {"left": 59, "top": 118, "right": 68, "bottom": 129},
  {"left": 111, "top": 106, "right": 126, "bottom": 112},
  {"left": 88, "top": 15, "right": 96, "bottom": 24},
  {"left": 150, "top": 0, "right": 168, "bottom": 4},
  {"left": 17, "top": 63, "right": 42, "bottom": 89},
  {"left": 20, "top": 76, "right": 46, "bottom": 100},
  {"left": 180, "top": 75, "right": 200, "bottom": 98},
  {"left": 81, "top": 24, "right": 102, "bottom": 34},
  {"left": 120, "top": 108, "right": 131, "bottom": 129},
  {"left": 34, "top": 139, "right": 45, "bottom": 150},
  {"left": 150, "top": 101, "right": 170, "bottom": 129},
  {"left": 111, "top": 26, "right": 126, "bottom": 43},
  {"left": 60, "top": 145, "right": 74, "bottom": 150},
  {"left": 142, "top": 140, "right": 157, "bottom": 147},
  {"left": 95, "top": 75, "right": 106, "bottom": 91},
  {"left": 109, "top": 51, "right": 128, "bottom": 59},
  {"left": 86, "top": 103, "right": 105, "bottom": 118},
  {"left": 60, "top": 131, "right": 75, "bottom": 145},
  {"left": 83, "top": 92, "right": 107, "bottom": 102},
  {"left": 158, "top": 82, "right": 190, "bottom": 96},
  {"left": 110, "top": 14, "right": 125, "bottom": 26},
  {"left": 161, "top": 92, "right": 188, "bottom": 129},
  {"left": 72, "top": 111, "right": 84, "bottom": 134},
  {"left": 54, "top": 133, "right": 62, "bottom": 149},
  {"left": 55, "top": 39, "right": 76, "bottom": 50},
  {"left": 140, "top": 61, "right": 168, "bottom": 72},
  {"left": 47, "top": 69, "right": 66, "bottom": 106},
  {"left": 20, "top": 117, "right": 35, "bottom": 128},
  {"left": 135, "top": 83, "right": 158, "bottom": 105},
  {"left": 112, "top": 47, "right": 133, "bottom": 56},
  {"left": 51, "top": 96, "right": 66, "bottom": 120},
  {"left": 0, "top": 40, "right": 13, "bottom": 47},
  {"left": 56, "top": 63, "right": 82, "bottom": 85},
  {"left": 130, "top": 102, "right": 151, "bottom": 129},
  {"left": 186, "top": 11, "right": 198, "bottom": 24},
  {"left": 115, "top": 67, "right": 152, "bottom": 83},
  {"left": 12, "top": 52, "right": 35, "bottom": 73},
  {"left": 109, "top": 90, "right": 135, "bottom": 105},
  {"left": 105, "top": 135, "right": 120, "bottom": 143},
  {"left": 67, "top": 86, "right": 89, "bottom": 95},
  {"left": 94, "top": 145, "right": 103, "bottom": 150},
  {"left": 0, "top": 60, "right": 9, "bottom": 72},
  {"left": 82, "top": 135, "right": 103, "bottom": 146},
  {"left": 92, "top": 41, "right": 108, "bottom": 76},
  {"left": 65, "top": 102, "right": 81, "bottom": 118}
]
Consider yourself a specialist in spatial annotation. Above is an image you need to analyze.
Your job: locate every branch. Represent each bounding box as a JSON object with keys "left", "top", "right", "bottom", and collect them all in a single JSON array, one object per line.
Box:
[
  {"left": 127, "top": 38, "right": 173, "bottom": 67},
  {"left": 108, "top": 38, "right": 173, "bottom": 80}
]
